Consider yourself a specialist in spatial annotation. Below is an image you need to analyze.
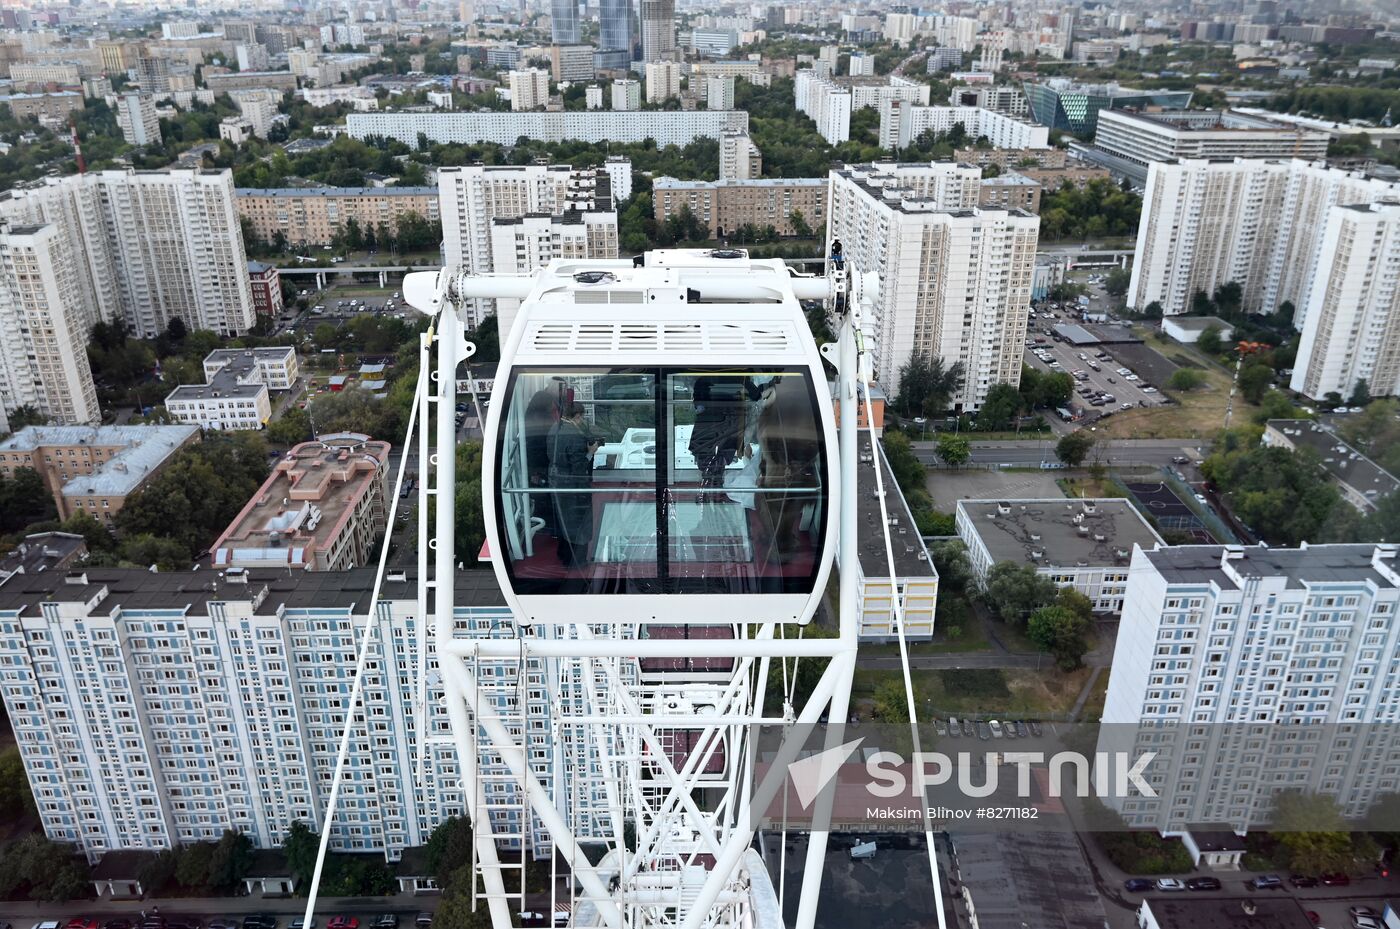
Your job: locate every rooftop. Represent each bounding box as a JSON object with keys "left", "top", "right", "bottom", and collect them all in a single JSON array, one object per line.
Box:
[
  {"left": 1101, "top": 108, "right": 1329, "bottom": 136},
  {"left": 1143, "top": 543, "right": 1399, "bottom": 590},
  {"left": 0, "top": 425, "right": 200, "bottom": 498},
  {"left": 952, "top": 832, "right": 1108, "bottom": 929},
  {"left": 1266, "top": 419, "right": 1400, "bottom": 505},
  {"left": 1164, "top": 315, "right": 1233, "bottom": 332},
  {"left": 0, "top": 532, "right": 87, "bottom": 579},
  {"left": 235, "top": 186, "right": 438, "bottom": 197},
  {"left": 1186, "top": 825, "right": 1247, "bottom": 852},
  {"left": 653, "top": 176, "right": 827, "bottom": 190},
  {"left": 166, "top": 350, "right": 270, "bottom": 402},
  {"left": 211, "top": 433, "right": 389, "bottom": 569},
  {"left": 959, "top": 498, "right": 1164, "bottom": 569},
  {"left": 0, "top": 565, "right": 505, "bottom": 617},
  {"left": 857, "top": 437, "right": 935, "bottom": 579},
  {"left": 1139, "top": 897, "right": 1315, "bottom": 929}
]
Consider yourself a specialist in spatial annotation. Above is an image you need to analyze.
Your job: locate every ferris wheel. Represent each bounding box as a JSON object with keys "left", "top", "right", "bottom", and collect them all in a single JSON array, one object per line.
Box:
[{"left": 295, "top": 248, "right": 947, "bottom": 929}]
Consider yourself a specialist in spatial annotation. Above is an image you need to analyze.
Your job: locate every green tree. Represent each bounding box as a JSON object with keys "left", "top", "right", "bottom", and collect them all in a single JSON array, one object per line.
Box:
[
  {"left": 342, "top": 217, "right": 364, "bottom": 250},
  {"left": 268, "top": 407, "right": 313, "bottom": 446},
  {"left": 1167, "top": 368, "right": 1205, "bottom": 391},
  {"left": 434, "top": 866, "right": 493, "bottom": 929},
  {"left": 871, "top": 679, "right": 910, "bottom": 722},
  {"left": 1239, "top": 363, "right": 1275, "bottom": 404},
  {"left": 5, "top": 404, "right": 46, "bottom": 430},
  {"left": 982, "top": 561, "right": 1058, "bottom": 625},
  {"left": 1056, "top": 430, "right": 1096, "bottom": 467},
  {"left": 122, "top": 534, "right": 195, "bottom": 571},
  {"left": 929, "top": 540, "right": 974, "bottom": 592},
  {"left": 1027, "top": 604, "right": 1090, "bottom": 671},
  {"left": 0, "top": 835, "right": 91, "bottom": 902},
  {"left": 895, "top": 355, "right": 964, "bottom": 417},
  {"left": 426, "top": 816, "right": 475, "bottom": 889},
  {"left": 456, "top": 441, "right": 486, "bottom": 563},
  {"left": 307, "top": 390, "right": 398, "bottom": 439},
  {"left": 0, "top": 746, "right": 35, "bottom": 818},
  {"left": 1196, "top": 325, "right": 1223, "bottom": 356},
  {"left": 975, "top": 383, "right": 1023, "bottom": 431},
  {"left": 0, "top": 466, "right": 56, "bottom": 533},
  {"left": 282, "top": 820, "right": 318, "bottom": 886},
  {"left": 207, "top": 829, "right": 255, "bottom": 892},
  {"left": 468, "top": 315, "right": 500, "bottom": 363},
  {"left": 1270, "top": 791, "right": 1356, "bottom": 876},
  {"left": 935, "top": 433, "right": 970, "bottom": 467},
  {"left": 1350, "top": 379, "right": 1372, "bottom": 408},
  {"left": 788, "top": 208, "right": 812, "bottom": 239},
  {"left": 175, "top": 842, "right": 216, "bottom": 890},
  {"left": 1103, "top": 267, "right": 1131, "bottom": 297}
]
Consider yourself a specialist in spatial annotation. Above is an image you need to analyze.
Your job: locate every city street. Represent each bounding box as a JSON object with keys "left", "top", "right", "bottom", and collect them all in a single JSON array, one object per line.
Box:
[
  {"left": 912, "top": 438, "right": 1204, "bottom": 469},
  {"left": 0, "top": 895, "right": 436, "bottom": 928}
]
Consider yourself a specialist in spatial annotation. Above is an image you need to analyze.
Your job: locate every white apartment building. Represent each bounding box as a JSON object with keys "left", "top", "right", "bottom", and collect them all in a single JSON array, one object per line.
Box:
[
  {"left": 878, "top": 100, "right": 1050, "bottom": 151},
  {"left": 164, "top": 348, "right": 299, "bottom": 431},
  {"left": 347, "top": 110, "right": 747, "bottom": 148},
  {"left": 0, "top": 168, "right": 255, "bottom": 339},
  {"left": 219, "top": 118, "right": 253, "bottom": 145},
  {"left": 1087, "top": 110, "right": 1331, "bottom": 185},
  {"left": 704, "top": 75, "right": 735, "bottom": 111},
  {"left": 848, "top": 53, "right": 876, "bottom": 77},
  {"left": 1127, "top": 159, "right": 1400, "bottom": 318},
  {"left": 585, "top": 85, "right": 604, "bottom": 110},
  {"left": 853, "top": 437, "right": 938, "bottom": 642},
  {"left": 0, "top": 223, "right": 100, "bottom": 428},
  {"left": 1100, "top": 544, "right": 1400, "bottom": 833},
  {"left": 611, "top": 78, "right": 641, "bottom": 111},
  {"left": 489, "top": 212, "right": 619, "bottom": 337},
  {"left": 0, "top": 566, "right": 605, "bottom": 863},
  {"left": 947, "top": 84, "right": 1028, "bottom": 119},
  {"left": 507, "top": 68, "right": 550, "bottom": 111},
  {"left": 603, "top": 156, "right": 633, "bottom": 202},
  {"left": 826, "top": 162, "right": 1040, "bottom": 409},
  {"left": 883, "top": 11, "right": 917, "bottom": 45},
  {"left": 235, "top": 44, "right": 269, "bottom": 72},
  {"left": 956, "top": 499, "right": 1164, "bottom": 613},
  {"left": 1291, "top": 203, "right": 1400, "bottom": 401},
  {"left": 114, "top": 92, "right": 161, "bottom": 146},
  {"left": 719, "top": 128, "right": 761, "bottom": 180},
  {"left": 793, "top": 70, "right": 851, "bottom": 144},
  {"left": 438, "top": 164, "right": 621, "bottom": 326},
  {"left": 644, "top": 60, "right": 682, "bottom": 103},
  {"left": 932, "top": 15, "right": 979, "bottom": 51},
  {"left": 229, "top": 90, "right": 281, "bottom": 138}
]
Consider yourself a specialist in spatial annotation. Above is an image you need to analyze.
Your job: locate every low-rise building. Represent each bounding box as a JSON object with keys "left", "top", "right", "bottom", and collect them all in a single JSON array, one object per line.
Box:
[
  {"left": 1136, "top": 898, "right": 1315, "bottom": 929},
  {"left": 1014, "top": 164, "right": 1111, "bottom": 191},
  {"left": 165, "top": 348, "right": 299, "bottom": 432},
  {"left": 1263, "top": 419, "right": 1400, "bottom": 514},
  {"left": 956, "top": 498, "right": 1164, "bottom": 612},
  {"left": 219, "top": 117, "right": 253, "bottom": 144},
  {"left": 953, "top": 147, "right": 1066, "bottom": 169},
  {"left": 210, "top": 432, "right": 389, "bottom": 571},
  {"left": 246, "top": 260, "right": 283, "bottom": 317},
  {"left": 0, "top": 531, "right": 87, "bottom": 582},
  {"left": 978, "top": 172, "right": 1041, "bottom": 212},
  {"left": 0, "top": 424, "right": 201, "bottom": 522},
  {"left": 1161, "top": 316, "right": 1233, "bottom": 344},
  {"left": 853, "top": 435, "right": 937, "bottom": 641},
  {"left": 651, "top": 177, "right": 826, "bottom": 238},
  {"left": 204, "top": 70, "right": 298, "bottom": 93},
  {"left": 879, "top": 101, "right": 1050, "bottom": 151}
]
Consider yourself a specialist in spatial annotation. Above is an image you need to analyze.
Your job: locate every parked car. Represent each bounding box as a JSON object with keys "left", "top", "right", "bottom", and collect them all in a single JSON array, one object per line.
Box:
[
  {"left": 1354, "top": 917, "right": 1382, "bottom": 929},
  {"left": 988, "top": 719, "right": 1004, "bottom": 738},
  {"left": 242, "top": 917, "right": 278, "bottom": 929},
  {"left": 66, "top": 921, "right": 100, "bottom": 929},
  {"left": 1015, "top": 721, "right": 1029, "bottom": 738},
  {"left": 290, "top": 921, "right": 316, "bottom": 929},
  {"left": 1351, "top": 908, "right": 1380, "bottom": 920},
  {"left": 414, "top": 917, "right": 432, "bottom": 929},
  {"left": 373, "top": 917, "right": 399, "bottom": 929},
  {"left": 1321, "top": 872, "right": 1351, "bottom": 886},
  {"left": 1185, "top": 877, "right": 1221, "bottom": 891},
  {"left": 933, "top": 718, "right": 948, "bottom": 736},
  {"left": 103, "top": 921, "right": 135, "bottom": 929},
  {"left": 1123, "top": 878, "right": 1154, "bottom": 892},
  {"left": 1155, "top": 878, "right": 1186, "bottom": 892},
  {"left": 1250, "top": 874, "right": 1284, "bottom": 889},
  {"left": 975, "top": 720, "right": 991, "bottom": 740},
  {"left": 1027, "top": 720, "right": 1043, "bottom": 737},
  {"left": 329, "top": 920, "right": 360, "bottom": 929},
  {"left": 1172, "top": 456, "right": 1189, "bottom": 465},
  {"left": 1289, "top": 874, "right": 1319, "bottom": 888},
  {"left": 948, "top": 717, "right": 962, "bottom": 737}
]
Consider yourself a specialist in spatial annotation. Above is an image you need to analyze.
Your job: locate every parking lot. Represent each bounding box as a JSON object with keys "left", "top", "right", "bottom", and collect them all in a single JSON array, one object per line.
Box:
[{"left": 1023, "top": 321, "right": 1168, "bottom": 420}]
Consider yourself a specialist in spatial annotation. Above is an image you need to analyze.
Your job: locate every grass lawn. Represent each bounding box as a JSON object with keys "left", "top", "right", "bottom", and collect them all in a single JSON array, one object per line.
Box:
[
  {"left": 852, "top": 666, "right": 1096, "bottom": 719},
  {"left": 1091, "top": 329, "right": 1247, "bottom": 439},
  {"left": 859, "top": 622, "right": 991, "bottom": 657},
  {"left": 1077, "top": 670, "right": 1110, "bottom": 722},
  {"left": 1058, "top": 474, "right": 1128, "bottom": 498}
]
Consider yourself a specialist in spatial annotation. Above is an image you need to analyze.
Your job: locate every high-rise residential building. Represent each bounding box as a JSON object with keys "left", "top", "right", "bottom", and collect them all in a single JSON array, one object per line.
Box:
[
  {"left": 0, "top": 223, "right": 100, "bottom": 427},
  {"left": 507, "top": 67, "right": 550, "bottom": 111},
  {"left": 550, "top": 0, "right": 580, "bottom": 44},
  {"left": 0, "top": 169, "right": 255, "bottom": 339},
  {"left": 706, "top": 75, "right": 735, "bottom": 111},
  {"left": 793, "top": 71, "right": 851, "bottom": 144},
  {"left": 882, "top": 11, "right": 917, "bottom": 45},
  {"left": 690, "top": 28, "right": 737, "bottom": 58},
  {"left": 826, "top": 162, "right": 1039, "bottom": 408},
  {"left": 1127, "top": 158, "right": 1399, "bottom": 319},
  {"left": 135, "top": 56, "right": 171, "bottom": 96},
  {"left": 651, "top": 177, "right": 824, "bottom": 238},
  {"left": 585, "top": 85, "right": 604, "bottom": 109},
  {"left": 1100, "top": 544, "right": 1400, "bottom": 833},
  {"left": 878, "top": 101, "right": 1049, "bottom": 151},
  {"left": 235, "top": 43, "right": 269, "bottom": 72},
  {"left": 599, "top": 0, "right": 633, "bottom": 66},
  {"left": 211, "top": 433, "right": 388, "bottom": 570},
  {"left": 947, "top": 84, "right": 1028, "bottom": 119},
  {"left": 639, "top": 0, "right": 676, "bottom": 62},
  {"left": 933, "top": 15, "right": 979, "bottom": 51},
  {"left": 603, "top": 155, "right": 633, "bottom": 201},
  {"left": 644, "top": 60, "right": 681, "bottom": 103},
  {"left": 229, "top": 89, "right": 280, "bottom": 138},
  {"left": 611, "top": 78, "right": 641, "bottom": 111},
  {"left": 114, "top": 91, "right": 161, "bottom": 146},
  {"left": 438, "top": 163, "right": 621, "bottom": 325},
  {"left": 718, "top": 127, "right": 760, "bottom": 179},
  {"left": 237, "top": 187, "right": 441, "bottom": 248},
  {"left": 222, "top": 21, "right": 258, "bottom": 44},
  {"left": 0, "top": 565, "right": 576, "bottom": 861},
  {"left": 977, "top": 31, "right": 1007, "bottom": 72},
  {"left": 1082, "top": 109, "right": 1332, "bottom": 185},
  {"left": 161, "top": 21, "right": 200, "bottom": 39},
  {"left": 848, "top": 53, "right": 876, "bottom": 76},
  {"left": 1291, "top": 203, "right": 1400, "bottom": 402},
  {"left": 1022, "top": 79, "right": 1192, "bottom": 135},
  {"left": 549, "top": 45, "right": 594, "bottom": 83},
  {"left": 927, "top": 47, "right": 962, "bottom": 72},
  {"left": 347, "top": 110, "right": 746, "bottom": 148}
]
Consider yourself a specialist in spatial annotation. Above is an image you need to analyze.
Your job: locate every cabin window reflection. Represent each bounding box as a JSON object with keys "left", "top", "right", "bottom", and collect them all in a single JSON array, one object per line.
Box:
[{"left": 496, "top": 367, "right": 825, "bottom": 595}]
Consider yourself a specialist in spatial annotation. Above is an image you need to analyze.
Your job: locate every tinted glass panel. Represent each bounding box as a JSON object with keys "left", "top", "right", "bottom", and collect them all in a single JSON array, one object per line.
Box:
[{"left": 495, "top": 367, "right": 826, "bottom": 595}]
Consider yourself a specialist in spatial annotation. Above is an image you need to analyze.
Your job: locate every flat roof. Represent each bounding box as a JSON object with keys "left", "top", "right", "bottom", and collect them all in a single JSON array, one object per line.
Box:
[
  {"left": 1267, "top": 419, "right": 1400, "bottom": 504},
  {"left": 167, "top": 351, "right": 269, "bottom": 402},
  {"left": 0, "top": 425, "right": 200, "bottom": 498},
  {"left": 1140, "top": 897, "right": 1315, "bottom": 929},
  {"left": 0, "top": 566, "right": 508, "bottom": 615},
  {"left": 1164, "top": 315, "right": 1232, "bottom": 332},
  {"left": 211, "top": 433, "right": 390, "bottom": 568},
  {"left": 1186, "top": 825, "right": 1247, "bottom": 852},
  {"left": 857, "top": 437, "right": 935, "bottom": 580},
  {"left": 960, "top": 498, "right": 1163, "bottom": 570},
  {"left": 0, "top": 532, "right": 86, "bottom": 577},
  {"left": 235, "top": 186, "right": 438, "bottom": 197},
  {"left": 952, "top": 832, "right": 1108, "bottom": 929},
  {"left": 652, "top": 176, "right": 827, "bottom": 190},
  {"left": 1143, "top": 543, "right": 1398, "bottom": 590}
]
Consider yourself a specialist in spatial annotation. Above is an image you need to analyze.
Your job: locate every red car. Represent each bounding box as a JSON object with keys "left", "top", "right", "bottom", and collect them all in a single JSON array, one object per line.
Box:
[
  {"left": 1320, "top": 872, "right": 1351, "bottom": 886},
  {"left": 328, "top": 919, "right": 360, "bottom": 929},
  {"left": 68, "top": 920, "right": 101, "bottom": 929}
]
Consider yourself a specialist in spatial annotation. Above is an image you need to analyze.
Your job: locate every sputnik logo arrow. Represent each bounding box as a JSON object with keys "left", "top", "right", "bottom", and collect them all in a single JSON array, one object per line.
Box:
[{"left": 786, "top": 738, "right": 864, "bottom": 809}]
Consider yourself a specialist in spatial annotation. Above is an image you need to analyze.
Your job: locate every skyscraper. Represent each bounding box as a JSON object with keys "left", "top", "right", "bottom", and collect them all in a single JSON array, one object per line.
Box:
[
  {"left": 639, "top": 0, "right": 675, "bottom": 61},
  {"left": 599, "top": 0, "right": 633, "bottom": 64},
  {"left": 550, "top": 0, "right": 579, "bottom": 45}
]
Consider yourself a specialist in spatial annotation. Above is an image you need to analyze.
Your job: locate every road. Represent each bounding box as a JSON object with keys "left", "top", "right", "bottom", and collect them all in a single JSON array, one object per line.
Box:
[{"left": 911, "top": 438, "right": 1204, "bottom": 469}]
